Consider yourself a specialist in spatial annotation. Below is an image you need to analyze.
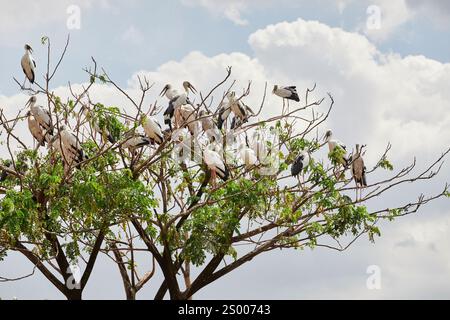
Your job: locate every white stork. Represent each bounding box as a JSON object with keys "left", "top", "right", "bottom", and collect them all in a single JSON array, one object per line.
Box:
[
  {"left": 351, "top": 144, "right": 368, "bottom": 201},
  {"left": 59, "top": 125, "right": 88, "bottom": 168},
  {"left": 141, "top": 115, "right": 164, "bottom": 145},
  {"left": 324, "top": 129, "right": 349, "bottom": 178},
  {"left": 239, "top": 142, "right": 257, "bottom": 169},
  {"left": 161, "top": 81, "right": 197, "bottom": 130},
  {"left": 26, "top": 96, "right": 53, "bottom": 136},
  {"left": 80, "top": 104, "right": 115, "bottom": 144},
  {"left": 21, "top": 44, "right": 36, "bottom": 85},
  {"left": 273, "top": 85, "right": 300, "bottom": 113},
  {"left": 203, "top": 146, "right": 229, "bottom": 186},
  {"left": 26, "top": 111, "right": 47, "bottom": 146}
]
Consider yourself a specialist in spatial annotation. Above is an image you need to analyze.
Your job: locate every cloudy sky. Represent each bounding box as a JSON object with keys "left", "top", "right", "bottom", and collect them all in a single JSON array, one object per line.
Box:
[{"left": 0, "top": 0, "right": 449, "bottom": 299}]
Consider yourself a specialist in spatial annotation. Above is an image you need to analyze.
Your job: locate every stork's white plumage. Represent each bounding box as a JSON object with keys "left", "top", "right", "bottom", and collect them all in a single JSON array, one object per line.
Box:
[
  {"left": 240, "top": 145, "right": 257, "bottom": 168},
  {"left": 161, "top": 81, "right": 197, "bottom": 129},
  {"left": 60, "top": 125, "right": 87, "bottom": 166},
  {"left": 324, "top": 130, "right": 348, "bottom": 165},
  {"left": 203, "top": 146, "right": 229, "bottom": 184},
  {"left": 26, "top": 96, "right": 53, "bottom": 136},
  {"left": 21, "top": 44, "right": 36, "bottom": 84},
  {"left": 272, "top": 85, "right": 300, "bottom": 102},
  {"left": 141, "top": 115, "right": 164, "bottom": 145},
  {"left": 26, "top": 111, "right": 47, "bottom": 146}
]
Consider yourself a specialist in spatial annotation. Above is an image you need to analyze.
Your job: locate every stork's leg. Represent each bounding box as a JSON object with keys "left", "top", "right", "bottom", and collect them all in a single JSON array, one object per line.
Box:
[
  {"left": 282, "top": 99, "right": 286, "bottom": 115},
  {"left": 211, "top": 169, "right": 217, "bottom": 188}
]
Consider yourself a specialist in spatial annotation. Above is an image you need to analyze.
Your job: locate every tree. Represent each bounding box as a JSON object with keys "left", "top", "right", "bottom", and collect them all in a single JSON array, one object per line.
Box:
[{"left": 0, "top": 37, "right": 449, "bottom": 300}]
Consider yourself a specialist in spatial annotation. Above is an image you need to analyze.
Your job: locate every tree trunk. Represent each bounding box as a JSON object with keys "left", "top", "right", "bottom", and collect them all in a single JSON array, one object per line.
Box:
[{"left": 65, "top": 289, "right": 82, "bottom": 300}]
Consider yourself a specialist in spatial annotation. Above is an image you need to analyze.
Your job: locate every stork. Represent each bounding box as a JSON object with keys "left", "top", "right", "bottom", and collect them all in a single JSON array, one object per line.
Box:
[
  {"left": 176, "top": 104, "right": 198, "bottom": 135},
  {"left": 122, "top": 134, "right": 152, "bottom": 153},
  {"left": 80, "top": 104, "right": 115, "bottom": 144},
  {"left": 26, "top": 96, "right": 53, "bottom": 136},
  {"left": 161, "top": 81, "right": 197, "bottom": 130},
  {"left": 291, "top": 150, "right": 310, "bottom": 177},
  {"left": 59, "top": 125, "right": 88, "bottom": 168},
  {"left": 26, "top": 111, "right": 47, "bottom": 147},
  {"left": 21, "top": 44, "right": 36, "bottom": 85},
  {"left": 239, "top": 137, "right": 257, "bottom": 169},
  {"left": 273, "top": 85, "right": 300, "bottom": 114},
  {"left": 291, "top": 149, "right": 310, "bottom": 189},
  {"left": 351, "top": 144, "right": 367, "bottom": 201},
  {"left": 217, "top": 100, "right": 232, "bottom": 130},
  {"left": 203, "top": 145, "right": 229, "bottom": 186},
  {"left": 198, "top": 109, "right": 219, "bottom": 142},
  {"left": 141, "top": 114, "right": 164, "bottom": 145},
  {"left": 324, "top": 129, "right": 349, "bottom": 179},
  {"left": 228, "top": 92, "right": 254, "bottom": 126}
]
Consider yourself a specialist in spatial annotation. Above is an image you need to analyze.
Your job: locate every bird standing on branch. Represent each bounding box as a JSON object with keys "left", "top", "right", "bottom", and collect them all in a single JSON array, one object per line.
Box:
[
  {"left": 21, "top": 44, "right": 36, "bottom": 85},
  {"left": 351, "top": 144, "right": 368, "bottom": 201}
]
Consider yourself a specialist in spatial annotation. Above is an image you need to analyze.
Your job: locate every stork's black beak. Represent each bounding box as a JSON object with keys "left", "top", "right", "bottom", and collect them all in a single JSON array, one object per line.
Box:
[
  {"left": 160, "top": 86, "right": 168, "bottom": 97},
  {"left": 188, "top": 83, "right": 197, "bottom": 94}
]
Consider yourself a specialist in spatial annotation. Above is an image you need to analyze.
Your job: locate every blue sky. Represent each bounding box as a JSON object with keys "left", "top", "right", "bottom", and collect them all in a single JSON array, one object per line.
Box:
[
  {"left": 1, "top": 0, "right": 450, "bottom": 300},
  {"left": 1, "top": 0, "right": 449, "bottom": 97}
]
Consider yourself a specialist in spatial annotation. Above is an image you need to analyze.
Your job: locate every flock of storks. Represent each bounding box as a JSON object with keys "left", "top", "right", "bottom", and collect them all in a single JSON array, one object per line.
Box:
[{"left": 1, "top": 44, "right": 368, "bottom": 197}]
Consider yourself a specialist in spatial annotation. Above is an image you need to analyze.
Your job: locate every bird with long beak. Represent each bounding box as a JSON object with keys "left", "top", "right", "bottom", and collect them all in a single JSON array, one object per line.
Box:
[
  {"left": 203, "top": 145, "right": 229, "bottom": 187},
  {"left": 161, "top": 81, "right": 197, "bottom": 130},
  {"left": 80, "top": 104, "right": 115, "bottom": 144},
  {"left": 26, "top": 111, "right": 47, "bottom": 147},
  {"left": 21, "top": 44, "right": 36, "bottom": 85},
  {"left": 324, "top": 129, "right": 349, "bottom": 178},
  {"left": 141, "top": 114, "right": 164, "bottom": 145},
  {"left": 273, "top": 85, "right": 300, "bottom": 114},
  {"left": 351, "top": 144, "right": 368, "bottom": 201},
  {"left": 26, "top": 96, "right": 53, "bottom": 136}
]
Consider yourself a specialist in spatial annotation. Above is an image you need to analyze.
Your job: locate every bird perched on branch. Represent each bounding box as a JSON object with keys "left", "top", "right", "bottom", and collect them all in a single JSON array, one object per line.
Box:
[
  {"left": 122, "top": 133, "right": 152, "bottom": 154},
  {"left": 59, "top": 125, "right": 88, "bottom": 168},
  {"left": 26, "top": 111, "right": 48, "bottom": 147},
  {"left": 26, "top": 96, "right": 54, "bottom": 137},
  {"left": 161, "top": 81, "right": 197, "bottom": 130},
  {"left": 21, "top": 44, "right": 36, "bottom": 85},
  {"left": 198, "top": 109, "right": 219, "bottom": 142},
  {"left": 203, "top": 145, "right": 229, "bottom": 186},
  {"left": 291, "top": 149, "right": 310, "bottom": 177},
  {"left": 141, "top": 115, "right": 164, "bottom": 145},
  {"left": 351, "top": 144, "right": 368, "bottom": 201},
  {"left": 324, "top": 129, "right": 349, "bottom": 178},
  {"left": 273, "top": 85, "right": 300, "bottom": 114},
  {"left": 273, "top": 85, "right": 300, "bottom": 102}
]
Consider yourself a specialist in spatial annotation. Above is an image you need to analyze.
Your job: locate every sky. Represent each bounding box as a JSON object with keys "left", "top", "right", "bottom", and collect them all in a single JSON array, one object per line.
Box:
[{"left": 0, "top": 0, "right": 450, "bottom": 299}]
